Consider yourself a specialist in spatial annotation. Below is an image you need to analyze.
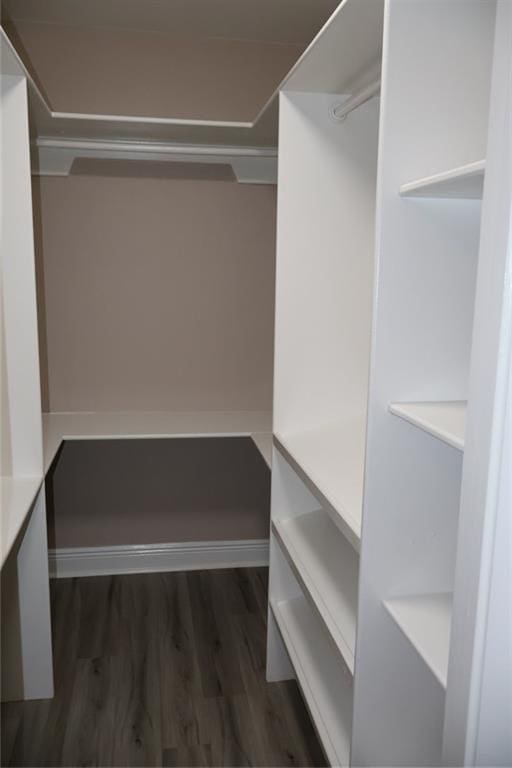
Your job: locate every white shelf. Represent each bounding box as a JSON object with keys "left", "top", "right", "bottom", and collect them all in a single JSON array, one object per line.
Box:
[
  {"left": 273, "top": 509, "right": 358, "bottom": 673},
  {"left": 1, "top": 476, "right": 43, "bottom": 566},
  {"left": 250, "top": 432, "right": 273, "bottom": 469},
  {"left": 2, "top": 3, "right": 384, "bottom": 149},
  {"left": 384, "top": 593, "right": 453, "bottom": 689},
  {"left": 389, "top": 401, "right": 466, "bottom": 451},
  {"left": 43, "top": 410, "right": 272, "bottom": 473},
  {"left": 400, "top": 160, "right": 485, "bottom": 199},
  {"left": 271, "top": 596, "right": 353, "bottom": 766},
  {"left": 274, "top": 414, "right": 367, "bottom": 551}
]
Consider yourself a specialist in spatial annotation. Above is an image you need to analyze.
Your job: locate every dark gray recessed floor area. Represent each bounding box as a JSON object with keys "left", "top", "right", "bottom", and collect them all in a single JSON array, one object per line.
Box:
[{"left": 46, "top": 437, "right": 270, "bottom": 549}]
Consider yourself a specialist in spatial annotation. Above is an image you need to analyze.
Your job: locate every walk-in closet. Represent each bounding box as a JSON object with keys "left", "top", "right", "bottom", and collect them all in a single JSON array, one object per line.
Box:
[{"left": 1, "top": 1, "right": 511, "bottom": 766}]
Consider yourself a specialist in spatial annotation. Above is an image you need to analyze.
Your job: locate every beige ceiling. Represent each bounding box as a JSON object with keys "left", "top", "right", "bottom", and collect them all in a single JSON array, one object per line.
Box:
[{"left": 2, "top": 0, "right": 340, "bottom": 45}]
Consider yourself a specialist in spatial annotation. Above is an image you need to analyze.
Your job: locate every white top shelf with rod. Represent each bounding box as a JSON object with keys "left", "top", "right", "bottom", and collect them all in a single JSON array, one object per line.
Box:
[
  {"left": 400, "top": 160, "right": 485, "bottom": 199},
  {"left": 384, "top": 593, "right": 453, "bottom": 689},
  {"left": 272, "top": 508, "right": 359, "bottom": 673},
  {"left": 389, "top": 401, "right": 466, "bottom": 451}
]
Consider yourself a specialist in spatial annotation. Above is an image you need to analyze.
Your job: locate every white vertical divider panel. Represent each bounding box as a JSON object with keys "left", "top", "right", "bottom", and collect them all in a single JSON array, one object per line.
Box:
[
  {"left": 16, "top": 491, "right": 54, "bottom": 699},
  {"left": 352, "top": 1, "right": 496, "bottom": 765},
  {"left": 443, "top": 3, "right": 512, "bottom": 764},
  {"left": 273, "top": 90, "right": 378, "bottom": 436},
  {"left": 1, "top": 65, "right": 54, "bottom": 700},
  {"left": 1, "top": 75, "right": 43, "bottom": 477}
]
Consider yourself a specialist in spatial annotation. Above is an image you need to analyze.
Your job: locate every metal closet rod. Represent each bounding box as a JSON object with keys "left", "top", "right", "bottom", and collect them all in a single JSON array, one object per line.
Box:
[{"left": 331, "top": 78, "right": 381, "bottom": 122}]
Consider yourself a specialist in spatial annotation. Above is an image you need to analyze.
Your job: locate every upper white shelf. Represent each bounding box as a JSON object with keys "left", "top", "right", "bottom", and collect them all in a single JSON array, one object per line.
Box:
[
  {"left": 2, "top": 0, "right": 384, "bottom": 148},
  {"left": 271, "top": 596, "right": 353, "bottom": 766},
  {"left": 384, "top": 592, "right": 453, "bottom": 688},
  {"left": 389, "top": 401, "right": 466, "bottom": 451},
  {"left": 273, "top": 508, "right": 359, "bottom": 673},
  {"left": 43, "top": 410, "right": 272, "bottom": 473},
  {"left": 0, "top": 26, "right": 276, "bottom": 147},
  {"left": 283, "top": 0, "right": 383, "bottom": 95},
  {"left": 400, "top": 160, "right": 485, "bottom": 199},
  {"left": 274, "top": 414, "right": 367, "bottom": 551},
  {"left": 1, "top": 476, "right": 43, "bottom": 566}
]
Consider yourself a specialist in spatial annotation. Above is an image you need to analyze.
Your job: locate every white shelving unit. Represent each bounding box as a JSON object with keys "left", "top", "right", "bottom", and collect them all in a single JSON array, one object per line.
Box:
[
  {"left": 400, "top": 160, "right": 485, "bottom": 199},
  {"left": 384, "top": 593, "right": 452, "bottom": 688},
  {"left": 351, "top": 1, "right": 512, "bottom": 766},
  {"left": 389, "top": 401, "right": 466, "bottom": 451},
  {"left": 274, "top": 415, "right": 366, "bottom": 550},
  {"left": 268, "top": 1, "right": 512, "bottom": 766},
  {"left": 3, "top": 0, "right": 512, "bottom": 762}
]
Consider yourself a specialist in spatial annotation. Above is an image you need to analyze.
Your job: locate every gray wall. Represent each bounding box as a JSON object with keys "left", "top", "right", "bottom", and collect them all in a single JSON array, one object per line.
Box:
[{"left": 33, "top": 172, "right": 276, "bottom": 414}]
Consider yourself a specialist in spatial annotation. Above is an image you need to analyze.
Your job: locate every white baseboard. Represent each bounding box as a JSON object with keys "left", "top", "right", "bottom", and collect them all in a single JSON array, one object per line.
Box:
[{"left": 48, "top": 539, "right": 269, "bottom": 578}]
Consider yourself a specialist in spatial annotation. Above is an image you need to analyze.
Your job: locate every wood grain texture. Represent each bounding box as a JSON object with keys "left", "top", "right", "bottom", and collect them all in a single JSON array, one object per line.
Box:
[{"left": 1, "top": 568, "right": 326, "bottom": 767}]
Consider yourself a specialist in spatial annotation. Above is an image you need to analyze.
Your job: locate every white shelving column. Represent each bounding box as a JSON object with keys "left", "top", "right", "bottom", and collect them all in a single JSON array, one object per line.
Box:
[
  {"left": 266, "top": 1, "right": 383, "bottom": 764},
  {"left": 1, "top": 38, "right": 54, "bottom": 701},
  {"left": 352, "top": 1, "right": 501, "bottom": 766}
]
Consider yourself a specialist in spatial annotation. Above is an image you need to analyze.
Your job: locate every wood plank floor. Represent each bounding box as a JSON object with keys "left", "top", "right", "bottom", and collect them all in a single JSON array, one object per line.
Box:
[{"left": 1, "top": 568, "right": 327, "bottom": 767}]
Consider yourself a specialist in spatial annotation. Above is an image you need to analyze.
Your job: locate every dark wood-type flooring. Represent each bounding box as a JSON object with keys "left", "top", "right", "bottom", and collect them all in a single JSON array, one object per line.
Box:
[{"left": 1, "top": 568, "right": 326, "bottom": 767}]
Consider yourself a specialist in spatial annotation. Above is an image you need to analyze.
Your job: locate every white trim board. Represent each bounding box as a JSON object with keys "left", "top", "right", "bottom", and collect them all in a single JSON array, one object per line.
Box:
[
  {"left": 49, "top": 539, "right": 269, "bottom": 578},
  {"left": 33, "top": 137, "right": 278, "bottom": 184}
]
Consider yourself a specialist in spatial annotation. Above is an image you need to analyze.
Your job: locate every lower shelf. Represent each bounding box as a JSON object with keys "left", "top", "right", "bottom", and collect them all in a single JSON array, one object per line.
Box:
[
  {"left": 274, "top": 413, "right": 367, "bottom": 551},
  {"left": 1, "top": 476, "right": 43, "bottom": 566},
  {"left": 273, "top": 509, "right": 358, "bottom": 673},
  {"left": 271, "top": 596, "right": 353, "bottom": 766},
  {"left": 384, "top": 592, "right": 453, "bottom": 688}
]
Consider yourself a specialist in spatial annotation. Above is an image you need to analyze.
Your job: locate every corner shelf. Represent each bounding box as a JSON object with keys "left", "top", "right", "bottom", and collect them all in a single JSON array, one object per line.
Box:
[
  {"left": 1, "top": 476, "right": 43, "bottom": 566},
  {"left": 400, "top": 159, "right": 485, "bottom": 199},
  {"left": 384, "top": 593, "right": 453, "bottom": 689},
  {"left": 273, "top": 413, "right": 367, "bottom": 552},
  {"left": 273, "top": 508, "right": 359, "bottom": 673},
  {"left": 42, "top": 410, "right": 272, "bottom": 473},
  {"left": 389, "top": 401, "right": 466, "bottom": 451},
  {"left": 271, "top": 596, "right": 353, "bottom": 767}
]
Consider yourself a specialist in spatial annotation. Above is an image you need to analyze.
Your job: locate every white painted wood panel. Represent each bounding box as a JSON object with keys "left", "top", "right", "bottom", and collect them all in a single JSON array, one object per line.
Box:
[
  {"left": 384, "top": 593, "right": 452, "bottom": 689},
  {"left": 15, "top": 489, "right": 54, "bottom": 700},
  {"left": 271, "top": 597, "right": 353, "bottom": 767},
  {"left": 273, "top": 509, "right": 358, "bottom": 673},
  {"left": 389, "top": 401, "right": 466, "bottom": 452},
  {"left": 443, "top": 3, "right": 512, "bottom": 764},
  {"left": 1, "top": 74, "right": 43, "bottom": 477}
]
